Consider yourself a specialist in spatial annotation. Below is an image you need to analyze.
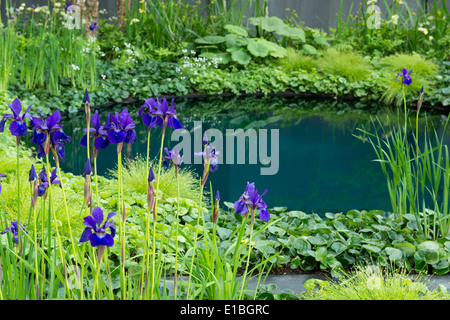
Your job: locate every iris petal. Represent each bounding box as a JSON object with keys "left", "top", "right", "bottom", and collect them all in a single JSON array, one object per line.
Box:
[
  {"left": 92, "top": 207, "right": 104, "bottom": 227},
  {"left": 79, "top": 228, "right": 92, "bottom": 243},
  {"left": 234, "top": 200, "right": 248, "bottom": 215},
  {"left": 107, "top": 129, "right": 127, "bottom": 144},
  {"left": 260, "top": 209, "right": 270, "bottom": 222},
  {"left": 9, "top": 121, "right": 27, "bottom": 136},
  {"left": 94, "top": 135, "right": 110, "bottom": 150}
]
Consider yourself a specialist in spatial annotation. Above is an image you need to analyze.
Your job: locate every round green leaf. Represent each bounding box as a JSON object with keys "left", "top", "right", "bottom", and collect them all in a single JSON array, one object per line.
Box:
[
  {"left": 277, "top": 25, "right": 306, "bottom": 42},
  {"left": 362, "top": 244, "right": 382, "bottom": 253},
  {"left": 384, "top": 247, "right": 403, "bottom": 261},
  {"left": 224, "top": 24, "right": 248, "bottom": 37},
  {"left": 248, "top": 16, "right": 285, "bottom": 33},
  {"left": 307, "top": 235, "right": 327, "bottom": 246},
  {"left": 231, "top": 50, "right": 252, "bottom": 65},
  {"left": 394, "top": 242, "right": 416, "bottom": 257},
  {"left": 247, "top": 39, "right": 270, "bottom": 57}
]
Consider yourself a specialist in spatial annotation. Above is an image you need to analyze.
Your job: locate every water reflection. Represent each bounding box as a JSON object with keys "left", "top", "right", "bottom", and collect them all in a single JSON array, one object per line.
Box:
[{"left": 48, "top": 96, "right": 447, "bottom": 215}]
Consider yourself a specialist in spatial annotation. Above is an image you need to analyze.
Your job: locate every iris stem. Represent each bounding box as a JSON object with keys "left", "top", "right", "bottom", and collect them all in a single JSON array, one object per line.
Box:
[
  {"left": 45, "top": 151, "right": 71, "bottom": 300},
  {"left": 94, "top": 157, "right": 99, "bottom": 207},
  {"left": 117, "top": 144, "right": 125, "bottom": 300},
  {"left": 32, "top": 197, "right": 39, "bottom": 300},
  {"left": 16, "top": 142, "right": 21, "bottom": 256},
  {"left": 173, "top": 168, "right": 180, "bottom": 300},
  {"left": 186, "top": 177, "right": 203, "bottom": 300},
  {"left": 56, "top": 164, "right": 80, "bottom": 295},
  {"left": 239, "top": 210, "right": 255, "bottom": 300},
  {"left": 140, "top": 129, "right": 151, "bottom": 300},
  {"left": 151, "top": 124, "right": 167, "bottom": 300}
]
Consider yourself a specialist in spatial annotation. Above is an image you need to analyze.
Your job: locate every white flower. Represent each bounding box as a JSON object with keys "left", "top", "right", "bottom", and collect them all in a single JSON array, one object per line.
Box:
[
  {"left": 418, "top": 27, "right": 428, "bottom": 35},
  {"left": 429, "top": 35, "right": 433, "bottom": 41},
  {"left": 130, "top": 18, "right": 140, "bottom": 24},
  {"left": 72, "top": 64, "right": 80, "bottom": 71},
  {"left": 391, "top": 14, "right": 399, "bottom": 25}
]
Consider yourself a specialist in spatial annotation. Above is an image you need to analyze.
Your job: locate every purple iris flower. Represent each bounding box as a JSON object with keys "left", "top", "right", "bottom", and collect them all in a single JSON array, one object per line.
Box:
[
  {"left": 194, "top": 142, "right": 219, "bottom": 187},
  {"left": 37, "top": 166, "right": 61, "bottom": 197},
  {"left": 80, "top": 110, "right": 111, "bottom": 154},
  {"left": 89, "top": 22, "right": 99, "bottom": 31},
  {"left": 1, "top": 221, "right": 26, "bottom": 245},
  {"left": 105, "top": 109, "right": 136, "bottom": 145},
  {"left": 147, "top": 97, "right": 183, "bottom": 130},
  {"left": 29, "top": 164, "right": 37, "bottom": 182},
  {"left": 234, "top": 182, "right": 270, "bottom": 222},
  {"left": 139, "top": 98, "right": 159, "bottom": 130},
  {"left": 31, "top": 110, "right": 71, "bottom": 161},
  {"left": 65, "top": 1, "right": 73, "bottom": 12},
  {"left": 213, "top": 190, "right": 220, "bottom": 224},
  {"left": 83, "top": 88, "right": 90, "bottom": 104},
  {"left": 195, "top": 144, "right": 219, "bottom": 173},
  {"left": 0, "top": 98, "right": 32, "bottom": 137},
  {"left": 0, "top": 173, "right": 6, "bottom": 195},
  {"left": 79, "top": 207, "right": 116, "bottom": 247},
  {"left": 396, "top": 68, "right": 413, "bottom": 86},
  {"left": 163, "top": 147, "right": 183, "bottom": 170}
]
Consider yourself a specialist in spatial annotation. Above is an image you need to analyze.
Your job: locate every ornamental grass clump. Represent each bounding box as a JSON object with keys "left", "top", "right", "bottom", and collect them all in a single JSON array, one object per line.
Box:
[{"left": 301, "top": 264, "right": 446, "bottom": 300}]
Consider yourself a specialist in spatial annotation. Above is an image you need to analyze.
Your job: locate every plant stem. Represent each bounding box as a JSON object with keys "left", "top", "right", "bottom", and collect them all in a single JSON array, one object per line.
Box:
[
  {"left": 117, "top": 144, "right": 126, "bottom": 300},
  {"left": 94, "top": 157, "right": 99, "bottom": 207},
  {"left": 186, "top": 177, "right": 203, "bottom": 300},
  {"left": 173, "top": 168, "right": 180, "bottom": 300},
  {"left": 150, "top": 125, "right": 167, "bottom": 299},
  {"left": 239, "top": 210, "right": 255, "bottom": 300}
]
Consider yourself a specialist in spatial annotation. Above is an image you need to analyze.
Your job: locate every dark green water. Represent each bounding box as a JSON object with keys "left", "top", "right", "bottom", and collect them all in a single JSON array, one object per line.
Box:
[{"left": 54, "top": 96, "right": 445, "bottom": 215}]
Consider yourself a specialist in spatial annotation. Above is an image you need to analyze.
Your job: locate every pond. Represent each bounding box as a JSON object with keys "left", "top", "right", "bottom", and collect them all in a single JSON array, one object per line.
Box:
[{"left": 45, "top": 96, "right": 447, "bottom": 216}]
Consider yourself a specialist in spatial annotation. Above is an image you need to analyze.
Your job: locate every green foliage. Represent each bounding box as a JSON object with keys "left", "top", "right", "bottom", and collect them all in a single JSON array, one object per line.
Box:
[
  {"left": 278, "top": 48, "right": 319, "bottom": 73},
  {"left": 301, "top": 264, "right": 448, "bottom": 300},
  {"left": 106, "top": 156, "right": 203, "bottom": 204},
  {"left": 377, "top": 53, "right": 439, "bottom": 106},
  {"left": 317, "top": 48, "right": 373, "bottom": 82}
]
